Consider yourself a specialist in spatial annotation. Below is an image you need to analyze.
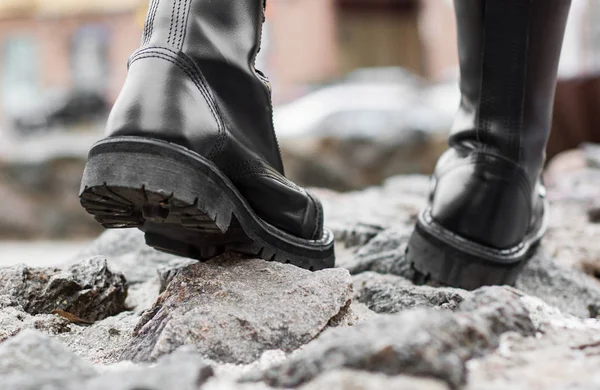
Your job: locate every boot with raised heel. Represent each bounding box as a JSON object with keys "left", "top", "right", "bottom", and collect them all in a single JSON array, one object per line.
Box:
[
  {"left": 406, "top": 0, "right": 571, "bottom": 289},
  {"left": 79, "top": 0, "right": 334, "bottom": 270}
]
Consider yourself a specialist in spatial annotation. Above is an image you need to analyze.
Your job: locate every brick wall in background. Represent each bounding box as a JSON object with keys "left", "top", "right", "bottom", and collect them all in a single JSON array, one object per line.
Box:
[{"left": 0, "top": 9, "right": 142, "bottom": 126}]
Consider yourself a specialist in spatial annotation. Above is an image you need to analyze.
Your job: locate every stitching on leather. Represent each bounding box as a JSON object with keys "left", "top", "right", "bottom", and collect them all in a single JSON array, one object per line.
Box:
[
  {"left": 306, "top": 191, "right": 322, "bottom": 240},
  {"left": 434, "top": 151, "right": 532, "bottom": 218},
  {"left": 130, "top": 52, "right": 209, "bottom": 110},
  {"left": 129, "top": 50, "right": 224, "bottom": 156},
  {"left": 176, "top": 0, "right": 189, "bottom": 50},
  {"left": 167, "top": 0, "right": 177, "bottom": 46},
  {"left": 131, "top": 45, "right": 227, "bottom": 161},
  {"left": 141, "top": 0, "right": 150, "bottom": 44},
  {"left": 148, "top": 47, "right": 226, "bottom": 160},
  {"left": 143, "top": 0, "right": 160, "bottom": 45},
  {"left": 438, "top": 150, "right": 532, "bottom": 194},
  {"left": 229, "top": 168, "right": 301, "bottom": 192},
  {"left": 132, "top": 47, "right": 226, "bottom": 160},
  {"left": 180, "top": 0, "right": 191, "bottom": 49},
  {"left": 177, "top": 51, "right": 226, "bottom": 159},
  {"left": 173, "top": 0, "right": 182, "bottom": 47},
  {"left": 141, "top": 0, "right": 151, "bottom": 44},
  {"left": 132, "top": 46, "right": 224, "bottom": 128},
  {"left": 228, "top": 166, "right": 271, "bottom": 178},
  {"left": 224, "top": 158, "right": 264, "bottom": 174}
]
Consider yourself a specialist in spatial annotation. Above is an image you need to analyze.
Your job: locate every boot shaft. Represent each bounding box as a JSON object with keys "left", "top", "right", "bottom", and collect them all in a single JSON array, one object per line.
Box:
[
  {"left": 112, "top": 0, "right": 283, "bottom": 173},
  {"left": 141, "top": 0, "right": 265, "bottom": 73},
  {"left": 452, "top": 0, "right": 571, "bottom": 180}
]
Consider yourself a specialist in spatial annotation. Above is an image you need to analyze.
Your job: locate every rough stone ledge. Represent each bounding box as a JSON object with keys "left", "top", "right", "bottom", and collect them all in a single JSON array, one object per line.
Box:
[
  {"left": 245, "top": 287, "right": 535, "bottom": 389},
  {"left": 122, "top": 255, "right": 354, "bottom": 364},
  {"left": 0, "top": 257, "right": 128, "bottom": 322}
]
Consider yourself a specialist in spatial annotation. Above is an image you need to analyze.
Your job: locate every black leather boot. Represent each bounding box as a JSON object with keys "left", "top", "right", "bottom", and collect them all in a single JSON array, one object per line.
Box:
[
  {"left": 79, "top": 0, "right": 334, "bottom": 270},
  {"left": 407, "top": 0, "right": 571, "bottom": 289}
]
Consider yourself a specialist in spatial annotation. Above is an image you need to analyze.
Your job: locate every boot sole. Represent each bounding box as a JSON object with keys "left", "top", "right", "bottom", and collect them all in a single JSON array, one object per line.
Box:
[
  {"left": 406, "top": 203, "right": 548, "bottom": 290},
  {"left": 79, "top": 136, "right": 335, "bottom": 271}
]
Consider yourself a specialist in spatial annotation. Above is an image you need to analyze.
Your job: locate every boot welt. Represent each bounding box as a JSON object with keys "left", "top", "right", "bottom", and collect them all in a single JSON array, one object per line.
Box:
[
  {"left": 79, "top": 136, "right": 335, "bottom": 271},
  {"left": 406, "top": 203, "right": 548, "bottom": 290}
]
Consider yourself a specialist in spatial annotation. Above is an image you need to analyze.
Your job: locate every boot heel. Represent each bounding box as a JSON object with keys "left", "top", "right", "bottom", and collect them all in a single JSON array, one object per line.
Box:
[{"left": 407, "top": 212, "right": 537, "bottom": 290}]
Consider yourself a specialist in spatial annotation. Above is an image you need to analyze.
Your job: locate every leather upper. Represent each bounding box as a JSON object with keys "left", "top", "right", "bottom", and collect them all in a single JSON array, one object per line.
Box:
[
  {"left": 430, "top": 147, "right": 544, "bottom": 249},
  {"left": 106, "top": 0, "right": 322, "bottom": 240},
  {"left": 429, "top": 0, "right": 570, "bottom": 249}
]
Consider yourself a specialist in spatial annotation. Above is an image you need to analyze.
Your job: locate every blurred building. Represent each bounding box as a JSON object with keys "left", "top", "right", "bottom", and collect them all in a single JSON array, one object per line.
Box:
[
  {"left": 264, "top": 0, "right": 424, "bottom": 101},
  {"left": 0, "top": 0, "right": 145, "bottom": 127},
  {"left": 1, "top": 0, "right": 600, "bottom": 127}
]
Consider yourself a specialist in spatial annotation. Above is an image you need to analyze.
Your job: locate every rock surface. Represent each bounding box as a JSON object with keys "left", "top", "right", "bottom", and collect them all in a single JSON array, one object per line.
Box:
[
  {"left": 353, "top": 272, "right": 470, "bottom": 313},
  {"left": 0, "top": 329, "right": 96, "bottom": 376},
  {"left": 0, "top": 295, "right": 71, "bottom": 343},
  {"left": 123, "top": 255, "right": 353, "bottom": 364},
  {"left": 0, "top": 331, "right": 214, "bottom": 390},
  {"left": 250, "top": 287, "right": 535, "bottom": 388},
  {"left": 299, "top": 370, "right": 450, "bottom": 390},
  {"left": 0, "top": 257, "right": 127, "bottom": 322},
  {"left": 2, "top": 167, "right": 600, "bottom": 389}
]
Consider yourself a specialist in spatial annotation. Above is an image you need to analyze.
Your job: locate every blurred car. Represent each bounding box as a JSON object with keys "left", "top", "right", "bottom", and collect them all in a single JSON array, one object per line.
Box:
[
  {"left": 342, "top": 66, "right": 423, "bottom": 86},
  {"left": 13, "top": 90, "right": 108, "bottom": 134},
  {"left": 273, "top": 67, "right": 458, "bottom": 141}
]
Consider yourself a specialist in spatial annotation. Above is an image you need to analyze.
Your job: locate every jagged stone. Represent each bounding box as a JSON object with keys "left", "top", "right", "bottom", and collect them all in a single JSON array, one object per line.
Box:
[
  {"left": 0, "top": 329, "right": 96, "bottom": 376},
  {"left": 0, "top": 339, "right": 213, "bottom": 390},
  {"left": 0, "top": 302, "right": 71, "bottom": 344},
  {"left": 157, "top": 257, "right": 202, "bottom": 293},
  {"left": 74, "top": 229, "right": 197, "bottom": 312},
  {"left": 122, "top": 255, "right": 353, "bottom": 364},
  {"left": 55, "top": 311, "right": 139, "bottom": 365},
  {"left": 248, "top": 287, "right": 534, "bottom": 388},
  {"left": 474, "top": 276, "right": 600, "bottom": 390},
  {"left": 467, "top": 327, "right": 600, "bottom": 390},
  {"left": 0, "top": 257, "right": 127, "bottom": 322},
  {"left": 316, "top": 176, "right": 427, "bottom": 249},
  {"left": 74, "top": 229, "right": 195, "bottom": 285},
  {"left": 516, "top": 251, "right": 600, "bottom": 318},
  {"left": 0, "top": 296, "right": 137, "bottom": 365},
  {"left": 299, "top": 370, "right": 450, "bottom": 390},
  {"left": 353, "top": 272, "right": 471, "bottom": 313},
  {"left": 327, "top": 302, "right": 379, "bottom": 327},
  {"left": 337, "top": 228, "right": 416, "bottom": 278},
  {"left": 82, "top": 347, "right": 214, "bottom": 390}
]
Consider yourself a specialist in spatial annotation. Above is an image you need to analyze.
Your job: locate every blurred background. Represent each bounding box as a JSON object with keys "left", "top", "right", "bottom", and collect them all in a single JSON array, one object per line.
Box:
[{"left": 0, "top": 0, "right": 600, "bottom": 262}]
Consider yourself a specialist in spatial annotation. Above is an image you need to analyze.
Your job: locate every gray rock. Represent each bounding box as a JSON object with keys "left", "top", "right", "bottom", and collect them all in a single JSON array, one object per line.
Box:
[
  {"left": 329, "top": 302, "right": 379, "bottom": 327},
  {"left": 0, "top": 257, "right": 127, "bottom": 322},
  {"left": 249, "top": 287, "right": 534, "bottom": 388},
  {"left": 316, "top": 176, "right": 427, "bottom": 249},
  {"left": 518, "top": 294, "right": 600, "bottom": 333},
  {"left": 467, "top": 327, "right": 600, "bottom": 390},
  {"left": 126, "top": 277, "right": 162, "bottom": 313},
  {"left": 55, "top": 311, "right": 139, "bottom": 365},
  {"left": 0, "top": 295, "right": 136, "bottom": 365},
  {"left": 74, "top": 230, "right": 197, "bottom": 312},
  {"left": 300, "top": 370, "right": 450, "bottom": 390},
  {"left": 353, "top": 272, "right": 471, "bottom": 313},
  {"left": 517, "top": 251, "right": 600, "bottom": 318},
  {"left": 123, "top": 255, "right": 353, "bottom": 364},
  {"left": 157, "top": 257, "right": 202, "bottom": 293},
  {"left": 75, "top": 229, "right": 195, "bottom": 285},
  {"left": 330, "top": 204, "right": 600, "bottom": 322},
  {"left": 0, "top": 329, "right": 96, "bottom": 376},
  {"left": 0, "top": 337, "right": 213, "bottom": 390},
  {"left": 338, "top": 228, "right": 416, "bottom": 278},
  {"left": 83, "top": 347, "right": 214, "bottom": 390},
  {"left": 0, "top": 302, "right": 71, "bottom": 344}
]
